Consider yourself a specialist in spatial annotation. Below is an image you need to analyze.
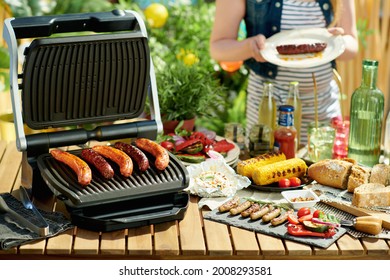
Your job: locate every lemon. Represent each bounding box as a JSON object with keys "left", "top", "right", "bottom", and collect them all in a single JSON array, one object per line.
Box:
[{"left": 144, "top": 3, "right": 169, "bottom": 28}]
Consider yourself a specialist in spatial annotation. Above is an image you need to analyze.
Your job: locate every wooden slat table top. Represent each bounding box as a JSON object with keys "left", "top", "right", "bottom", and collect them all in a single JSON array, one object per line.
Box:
[{"left": 0, "top": 140, "right": 389, "bottom": 260}]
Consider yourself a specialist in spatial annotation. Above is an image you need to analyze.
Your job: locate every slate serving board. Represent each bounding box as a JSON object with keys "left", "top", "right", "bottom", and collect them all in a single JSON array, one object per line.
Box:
[{"left": 203, "top": 206, "right": 347, "bottom": 249}]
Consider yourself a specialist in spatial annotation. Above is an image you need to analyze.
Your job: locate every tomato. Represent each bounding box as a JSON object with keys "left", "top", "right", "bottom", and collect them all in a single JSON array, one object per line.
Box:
[
  {"left": 313, "top": 209, "right": 324, "bottom": 218},
  {"left": 287, "top": 214, "right": 300, "bottom": 225},
  {"left": 298, "top": 214, "right": 313, "bottom": 224},
  {"left": 297, "top": 207, "right": 311, "bottom": 218},
  {"left": 160, "top": 141, "right": 174, "bottom": 151},
  {"left": 289, "top": 177, "right": 301, "bottom": 187},
  {"left": 278, "top": 178, "right": 291, "bottom": 188}
]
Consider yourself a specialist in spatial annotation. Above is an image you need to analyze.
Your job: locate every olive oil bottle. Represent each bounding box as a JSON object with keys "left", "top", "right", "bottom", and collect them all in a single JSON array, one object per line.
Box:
[
  {"left": 258, "top": 81, "right": 277, "bottom": 150},
  {"left": 286, "top": 81, "right": 302, "bottom": 149},
  {"left": 348, "top": 60, "right": 384, "bottom": 167}
]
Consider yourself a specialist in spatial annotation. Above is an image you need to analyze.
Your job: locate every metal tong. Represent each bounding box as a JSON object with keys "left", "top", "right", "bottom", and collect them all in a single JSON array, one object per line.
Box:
[{"left": 0, "top": 194, "right": 49, "bottom": 237}]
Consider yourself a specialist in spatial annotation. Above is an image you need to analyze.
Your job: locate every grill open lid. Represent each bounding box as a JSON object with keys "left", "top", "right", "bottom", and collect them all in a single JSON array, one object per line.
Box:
[{"left": 3, "top": 10, "right": 163, "bottom": 157}]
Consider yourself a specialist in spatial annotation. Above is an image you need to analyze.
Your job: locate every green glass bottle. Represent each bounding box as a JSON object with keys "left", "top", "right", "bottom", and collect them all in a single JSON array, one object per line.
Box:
[{"left": 348, "top": 59, "right": 384, "bottom": 167}]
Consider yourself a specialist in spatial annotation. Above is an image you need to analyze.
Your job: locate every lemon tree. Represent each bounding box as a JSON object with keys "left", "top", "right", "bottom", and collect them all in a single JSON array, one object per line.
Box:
[{"left": 144, "top": 3, "right": 168, "bottom": 28}]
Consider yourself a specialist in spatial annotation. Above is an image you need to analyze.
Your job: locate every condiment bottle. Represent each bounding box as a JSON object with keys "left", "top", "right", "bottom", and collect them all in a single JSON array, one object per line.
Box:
[
  {"left": 348, "top": 59, "right": 384, "bottom": 167},
  {"left": 286, "top": 81, "right": 302, "bottom": 149},
  {"left": 258, "top": 81, "right": 277, "bottom": 150},
  {"left": 274, "top": 105, "right": 297, "bottom": 159}
]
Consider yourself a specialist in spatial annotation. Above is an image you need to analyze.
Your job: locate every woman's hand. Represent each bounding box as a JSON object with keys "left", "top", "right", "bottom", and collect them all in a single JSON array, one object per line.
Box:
[
  {"left": 248, "top": 34, "right": 267, "bottom": 62},
  {"left": 327, "top": 27, "right": 345, "bottom": 36}
]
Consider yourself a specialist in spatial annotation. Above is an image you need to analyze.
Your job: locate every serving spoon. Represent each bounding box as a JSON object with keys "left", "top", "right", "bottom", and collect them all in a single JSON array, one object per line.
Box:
[{"left": 0, "top": 196, "right": 48, "bottom": 236}]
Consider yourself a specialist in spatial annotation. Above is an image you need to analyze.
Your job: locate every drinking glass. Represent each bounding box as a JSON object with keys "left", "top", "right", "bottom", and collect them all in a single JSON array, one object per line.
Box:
[
  {"left": 307, "top": 122, "right": 336, "bottom": 162},
  {"left": 331, "top": 117, "right": 350, "bottom": 159}
]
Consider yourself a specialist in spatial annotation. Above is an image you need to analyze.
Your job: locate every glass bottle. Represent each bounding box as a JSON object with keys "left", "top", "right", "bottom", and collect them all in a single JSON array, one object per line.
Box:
[
  {"left": 258, "top": 81, "right": 277, "bottom": 150},
  {"left": 286, "top": 81, "right": 302, "bottom": 149},
  {"left": 348, "top": 59, "right": 384, "bottom": 167},
  {"left": 274, "top": 105, "right": 297, "bottom": 159}
]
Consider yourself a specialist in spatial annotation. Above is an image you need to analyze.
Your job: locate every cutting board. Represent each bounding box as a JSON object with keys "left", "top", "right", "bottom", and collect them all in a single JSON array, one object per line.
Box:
[{"left": 203, "top": 208, "right": 347, "bottom": 249}]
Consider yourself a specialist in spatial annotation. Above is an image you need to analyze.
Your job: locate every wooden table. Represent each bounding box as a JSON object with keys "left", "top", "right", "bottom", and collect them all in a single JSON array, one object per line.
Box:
[{"left": 0, "top": 140, "right": 389, "bottom": 260}]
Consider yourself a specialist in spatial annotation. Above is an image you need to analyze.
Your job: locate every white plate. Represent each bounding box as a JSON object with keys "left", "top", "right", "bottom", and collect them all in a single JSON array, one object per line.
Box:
[
  {"left": 180, "top": 136, "right": 240, "bottom": 166},
  {"left": 260, "top": 28, "right": 345, "bottom": 68}
]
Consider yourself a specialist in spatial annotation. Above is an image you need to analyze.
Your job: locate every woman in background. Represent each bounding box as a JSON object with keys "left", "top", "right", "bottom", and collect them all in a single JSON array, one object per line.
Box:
[{"left": 210, "top": 0, "right": 358, "bottom": 145}]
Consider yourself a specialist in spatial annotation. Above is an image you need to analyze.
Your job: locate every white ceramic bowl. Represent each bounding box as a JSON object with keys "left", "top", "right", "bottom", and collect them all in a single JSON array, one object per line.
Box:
[{"left": 281, "top": 189, "right": 320, "bottom": 210}]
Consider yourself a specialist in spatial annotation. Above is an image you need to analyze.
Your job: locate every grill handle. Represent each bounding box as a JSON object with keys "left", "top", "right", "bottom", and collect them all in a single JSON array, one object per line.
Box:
[
  {"left": 10, "top": 10, "right": 139, "bottom": 39},
  {"left": 25, "top": 120, "right": 158, "bottom": 157}
]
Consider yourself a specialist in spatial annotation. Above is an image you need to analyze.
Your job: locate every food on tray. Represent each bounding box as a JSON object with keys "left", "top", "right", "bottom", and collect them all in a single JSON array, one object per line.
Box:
[
  {"left": 276, "top": 42, "right": 327, "bottom": 55},
  {"left": 352, "top": 183, "right": 390, "bottom": 208},
  {"left": 290, "top": 196, "right": 315, "bottom": 202},
  {"left": 50, "top": 149, "right": 92, "bottom": 186},
  {"left": 250, "top": 204, "right": 274, "bottom": 221},
  {"left": 237, "top": 151, "right": 286, "bottom": 179},
  {"left": 135, "top": 138, "right": 170, "bottom": 170},
  {"left": 80, "top": 148, "right": 114, "bottom": 180},
  {"left": 240, "top": 203, "right": 261, "bottom": 218},
  {"left": 369, "top": 164, "right": 390, "bottom": 186},
  {"left": 347, "top": 165, "right": 371, "bottom": 193},
  {"left": 92, "top": 145, "right": 133, "bottom": 177},
  {"left": 271, "top": 209, "right": 294, "bottom": 226},
  {"left": 218, "top": 196, "right": 240, "bottom": 212},
  {"left": 114, "top": 142, "right": 150, "bottom": 172},
  {"left": 252, "top": 158, "right": 308, "bottom": 185},
  {"left": 262, "top": 208, "right": 281, "bottom": 222},
  {"left": 230, "top": 200, "right": 252, "bottom": 216},
  {"left": 307, "top": 158, "right": 353, "bottom": 189}
]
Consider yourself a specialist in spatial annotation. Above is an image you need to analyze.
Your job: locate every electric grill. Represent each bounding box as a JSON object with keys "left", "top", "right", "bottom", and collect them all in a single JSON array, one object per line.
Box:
[{"left": 3, "top": 10, "right": 190, "bottom": 232}]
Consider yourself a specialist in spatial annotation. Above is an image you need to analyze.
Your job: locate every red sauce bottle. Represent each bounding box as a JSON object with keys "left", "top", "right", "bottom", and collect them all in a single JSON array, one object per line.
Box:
[{"left": 274, "top": 105, "right": 297, "bottom": 159}]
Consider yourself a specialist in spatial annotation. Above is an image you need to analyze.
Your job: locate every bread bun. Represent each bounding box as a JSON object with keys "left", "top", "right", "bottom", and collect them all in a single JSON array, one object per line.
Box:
[
  {"left": 369, "top": 164, "right": 390, "bottom": 186},
  {"left": 347, "top": 165, "right": 371, "bottom": 193},
  {"left": 351, "top": 183, "right": 390, "bottom": 208},
  {"left": 307, "top": 159, "right": 353, "bottom": 189}
]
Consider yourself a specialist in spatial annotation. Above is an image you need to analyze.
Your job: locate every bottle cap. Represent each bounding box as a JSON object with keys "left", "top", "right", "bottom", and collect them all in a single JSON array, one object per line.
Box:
[{"left": 278, "top": 105, "right": 294, "bottom": 112}]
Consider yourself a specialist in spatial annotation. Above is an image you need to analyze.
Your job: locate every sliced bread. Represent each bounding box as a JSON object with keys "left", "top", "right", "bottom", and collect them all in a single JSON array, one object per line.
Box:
[
  {"left": 307, "top": 159, "right": 353, "bottom": 189},
  {"left": 351, "top": 183, "right": 390, "bottom": 208},
  {"left": 369, "top": 164, "right": 390, "bottom": 186},
  {"left": 347, "top": 165, "right": 371, "bottom": 193}
]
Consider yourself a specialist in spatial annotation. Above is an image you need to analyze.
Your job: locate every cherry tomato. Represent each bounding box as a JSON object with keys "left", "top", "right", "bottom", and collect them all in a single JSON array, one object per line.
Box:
[
  {"left": 313, "top": 209, "right": 324, "bottom": 218},
  {"left": 298, "top": 213, "right": 313, "bottom": 224},
  {"left": 160, "top": 141, "right": 174, "bottom": 151},
  {"left": 278, "top": 178, "right": 291, "bottom": 188},
  {"left": 297, "top": 207, "right": 311, "bottom": 218},
  {"left": 287, "top": 214, "right": 300, "bottom": 225},
  {"left": 289, "top": 177, "right": 301, "bottom": 187}
]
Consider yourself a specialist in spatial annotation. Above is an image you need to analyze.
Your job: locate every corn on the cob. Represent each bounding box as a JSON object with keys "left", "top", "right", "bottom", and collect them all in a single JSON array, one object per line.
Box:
[
  {"left": 252, "top": 158, "right": 308, "bottom": 185},
  {"left": 237, "top": 152, "right": 286, "bottom": 179}
]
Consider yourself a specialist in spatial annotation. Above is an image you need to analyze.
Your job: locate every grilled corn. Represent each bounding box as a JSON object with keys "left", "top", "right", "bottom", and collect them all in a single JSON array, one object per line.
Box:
[
  {"left": 237, "top": 152, "right": 286, "bottom": 179},
  {"left": 252, "top": 158, "right": 308, "bottom": 185}
]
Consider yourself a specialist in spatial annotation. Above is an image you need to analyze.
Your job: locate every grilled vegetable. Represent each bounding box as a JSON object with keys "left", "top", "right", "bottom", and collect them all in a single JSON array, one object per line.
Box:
[
  {"left": 176, "top": 154, "right": 206, "bottom": 163},
  {"left": 302, "top": 221, "right": 330, "bottom": 233},
  {"left": 237, "top": 152, "right": 286, "bottom": 179},
  {"left": 252, "top": 158, "right": 308, "bottom": 186}
]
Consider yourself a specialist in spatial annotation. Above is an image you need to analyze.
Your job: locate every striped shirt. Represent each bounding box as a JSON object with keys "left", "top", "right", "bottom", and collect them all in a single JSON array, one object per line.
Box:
[{"left": 246, "top": 0, "right": 341, "bottom": 145}]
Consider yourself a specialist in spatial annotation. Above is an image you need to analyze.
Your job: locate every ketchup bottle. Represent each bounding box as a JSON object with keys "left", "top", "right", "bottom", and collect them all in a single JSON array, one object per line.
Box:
[{"left": 274, "top": 105, "right": 297, "bottom": 159}]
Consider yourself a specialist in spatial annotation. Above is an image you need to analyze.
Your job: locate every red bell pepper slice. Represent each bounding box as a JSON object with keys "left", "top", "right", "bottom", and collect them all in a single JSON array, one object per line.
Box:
[
  {"left": 212, "top": 139, "right": 235, "bottom": 153},
  {"left": 287, "top": 224, "right": 337, "bottom": 238}
]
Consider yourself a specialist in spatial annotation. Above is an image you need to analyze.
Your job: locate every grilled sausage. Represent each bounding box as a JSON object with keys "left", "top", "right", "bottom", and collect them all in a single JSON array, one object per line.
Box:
[
  {"left": 218, "top": 196, "right": 240, "bottom": 213},
  {"left": 276, "top": 42, "right": 327, "bottom": 55},
  {"left": 50, "top": 149, "right": 92, "bottom": 186},
  {"left": 271, "top": 209, "right": 294, "bottom": 226},
  {"left": 229, "top": 200, "right": 252, "bottom": 216},
  {"left": 241, "top": 203, "right": 261, "bottom": 218},
  {"left": 92, "top": 146, "right": 133, "bottom": 177},
  {"left": 250, "top": 204, "right": 274, "bottom": 221},
  {"left": 114, "top": 142, "right": 149, "bottom": 172},
  {"left": 135, "top": 138, "right": 169, "bottom": 171},
  {"left": 262, "top": 208, "right": 281, "bottom": 223},
  {"left": 80, "top": 148, "right": 114, "bottom": 180}
]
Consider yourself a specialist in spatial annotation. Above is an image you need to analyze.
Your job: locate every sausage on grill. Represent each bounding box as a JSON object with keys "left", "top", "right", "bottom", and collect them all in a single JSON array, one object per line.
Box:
[
  {"left": 92, "top": 146, "right": 133, "bottom": 177},
  {"left": 80, "top": 148, "right": 114, "bottom": 180},
  {"left": 135, "top": 138, "right": 170, "bottom": 171},
  {"left": 276, "top": 42, "right": 327, "bottom": 55},
  {"left": 114, "top": 142, "right": 149, "bottom": 172},
  {"left": 50, "top": 149, "right": 92, "bottom": 186}
]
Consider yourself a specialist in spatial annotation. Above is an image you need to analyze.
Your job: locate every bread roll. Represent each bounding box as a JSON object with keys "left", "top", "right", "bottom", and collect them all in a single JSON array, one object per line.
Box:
[
  {"left": 307, "top": 159, "right": 353, "bottom": 189},
  {"left": 369, "top": 164, "right": 390, "bottom": 186},
  {"left": 351, "top": 183, "right": 390, "bottom": 208},
  {"left": 347, "top": 165, "right": 371, "bottom": 193}
]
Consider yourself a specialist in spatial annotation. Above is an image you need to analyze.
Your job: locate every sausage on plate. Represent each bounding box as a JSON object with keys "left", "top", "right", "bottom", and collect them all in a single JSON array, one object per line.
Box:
[
  {"left": 276, "top": 42, "right": 327, "bottom": 55},
  {"left": 229, "top": 200, "right": 252, "bottom": 216},
  {"left": 218, "top": 196, "right": 240, "bottom": 213}
]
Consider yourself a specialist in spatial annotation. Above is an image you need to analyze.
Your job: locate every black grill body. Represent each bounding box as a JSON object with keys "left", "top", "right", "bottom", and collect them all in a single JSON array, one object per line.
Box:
[{"left": 3, "top": 10, "right": 189, "bottom": 231}]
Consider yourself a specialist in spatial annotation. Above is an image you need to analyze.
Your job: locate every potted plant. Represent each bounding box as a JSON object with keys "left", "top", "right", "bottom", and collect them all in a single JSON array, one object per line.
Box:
[{"left": 154, "top": 60, "right": 225, "bottom": 134}]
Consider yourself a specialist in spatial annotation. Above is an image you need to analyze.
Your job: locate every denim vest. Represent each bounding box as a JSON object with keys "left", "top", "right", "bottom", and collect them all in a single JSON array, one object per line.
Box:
[{"left": 244, "top": 0, "right": 334, "bottom": 78}]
